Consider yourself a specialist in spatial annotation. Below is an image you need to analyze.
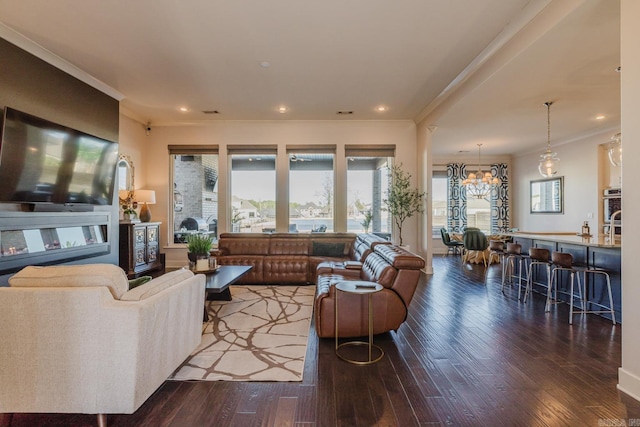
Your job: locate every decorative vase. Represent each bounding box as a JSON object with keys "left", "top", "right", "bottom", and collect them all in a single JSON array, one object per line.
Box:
[{"left": 196, "top": 256, "right": 209, "bottom": 272}]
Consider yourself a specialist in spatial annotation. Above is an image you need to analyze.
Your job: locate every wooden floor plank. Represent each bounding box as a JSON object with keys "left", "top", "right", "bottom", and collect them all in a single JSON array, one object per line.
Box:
[{"left": 6, "top": 256, "right": 635, "bottom": 426}]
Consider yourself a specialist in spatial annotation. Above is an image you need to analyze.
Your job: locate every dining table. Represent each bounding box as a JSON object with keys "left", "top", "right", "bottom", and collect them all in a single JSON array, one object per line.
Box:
[{"left": 451, "top": 233, "right": 509, "bottom": 264}]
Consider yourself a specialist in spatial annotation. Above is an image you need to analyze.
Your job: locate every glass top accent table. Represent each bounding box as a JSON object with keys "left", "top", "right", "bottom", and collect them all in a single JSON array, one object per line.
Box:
[{"left": 334, "top": 280, "right": 384, "bottom": 365}]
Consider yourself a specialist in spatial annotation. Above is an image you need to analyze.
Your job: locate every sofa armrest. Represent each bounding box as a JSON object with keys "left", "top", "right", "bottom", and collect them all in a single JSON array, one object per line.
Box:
[
  {"left": 316, "top": 264, "right": 362, "bottom": 281},
  {"left": 99, "top": 274, "right": 205, "bottom": 412}
]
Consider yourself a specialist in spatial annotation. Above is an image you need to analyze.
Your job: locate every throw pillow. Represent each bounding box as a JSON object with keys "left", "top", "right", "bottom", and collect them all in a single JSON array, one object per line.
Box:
[
  {"left": 120, "top": 268, "right": 194, "bottom": 301},
  {"left": 128, "top": 276, "right": 152, "bottom": 290},
  {"left": 312, "top": 241, "right": 346, "bottom": 257},
  {"left": 9, "top": 264, "right": 129, "bottom": 299}
]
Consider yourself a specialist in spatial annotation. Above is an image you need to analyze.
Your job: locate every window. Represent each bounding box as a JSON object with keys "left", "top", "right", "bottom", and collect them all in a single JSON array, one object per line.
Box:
[
  {"left": 431, "top": 171, "right": 447, "bottom": 237},
  {"left": 466, "top": 197, "right": 491, "bottom": 234},
  {"left": 229, "top": 147, "right": 277, "bottom": 233},
  {"left": 346, "top": 145, "right": 394, "bottom": 236},
  {"left": 288, "top": 147, "right": 335, "bottom": 233},
  {"left": 169, "top": 145, "right": 219, "bottom": 244}
]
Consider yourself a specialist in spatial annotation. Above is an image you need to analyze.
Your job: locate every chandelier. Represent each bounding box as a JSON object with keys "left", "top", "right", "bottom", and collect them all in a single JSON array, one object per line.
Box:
[
  {"left": 607, "top": 132, "right": 621, "bottom": 167},
  {"left": 539, "top": 101, "right": 560, "bottom": 177},
  {"left": 462, "top": 143, "right": 499, "bottom": 199}
]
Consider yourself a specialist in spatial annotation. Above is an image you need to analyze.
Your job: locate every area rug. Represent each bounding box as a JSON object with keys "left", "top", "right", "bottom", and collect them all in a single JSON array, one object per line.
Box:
[{"left": 169, "top": 285, "right": 315, "bottom": 382}]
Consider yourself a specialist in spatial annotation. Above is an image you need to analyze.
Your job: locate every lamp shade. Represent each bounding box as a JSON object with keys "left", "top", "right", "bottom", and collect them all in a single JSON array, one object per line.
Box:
[{"left": 135, "top": 190, "right": 156, "bottom": 204}]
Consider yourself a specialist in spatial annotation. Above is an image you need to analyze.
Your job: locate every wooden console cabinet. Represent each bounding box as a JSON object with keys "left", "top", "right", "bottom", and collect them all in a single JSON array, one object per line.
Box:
[{"left": 119, "top": 221, "right": 162, "bottom": 278}]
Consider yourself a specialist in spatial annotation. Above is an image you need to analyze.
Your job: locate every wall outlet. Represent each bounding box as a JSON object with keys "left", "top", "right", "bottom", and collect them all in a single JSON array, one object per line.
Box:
[{"left": 587, "top": 212, "right": 594, "bottom": 219}]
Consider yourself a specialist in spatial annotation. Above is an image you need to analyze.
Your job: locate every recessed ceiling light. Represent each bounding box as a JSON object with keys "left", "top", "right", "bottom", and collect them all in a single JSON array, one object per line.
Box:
[
  {"left": 595, "top": 115, "right": 606, "bottom": 120},
  {"left": 178, "top": 107, "right": 189, "bottom": 112},
  {"left": 278, "top": 106, "right": 288, "bottom": 114},
  {"left": 260, "top": 61, "right": 271, "bottom": 68},
  {"left": 376, "top": 105, "right": 388, "bottom": 112}
]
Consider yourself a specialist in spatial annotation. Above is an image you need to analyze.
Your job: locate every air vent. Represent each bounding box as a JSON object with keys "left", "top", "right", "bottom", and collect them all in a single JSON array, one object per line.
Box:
[
  {"left": 203, "top": 110, "right": 220, "bottom": 114},
  {"left": 336, "top": 111, "right": 353, "bottom": 115}
]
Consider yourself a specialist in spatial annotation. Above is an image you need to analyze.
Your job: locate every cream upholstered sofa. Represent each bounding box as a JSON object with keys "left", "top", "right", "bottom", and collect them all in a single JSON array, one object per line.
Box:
[{"left": 0, "top": 264, "right": 205, "bottom": 426}]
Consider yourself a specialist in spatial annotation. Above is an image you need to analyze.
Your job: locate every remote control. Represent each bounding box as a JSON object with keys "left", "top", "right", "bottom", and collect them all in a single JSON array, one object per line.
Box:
[{"left": 355, "top": 284, "right": 377, "bottom": 289}]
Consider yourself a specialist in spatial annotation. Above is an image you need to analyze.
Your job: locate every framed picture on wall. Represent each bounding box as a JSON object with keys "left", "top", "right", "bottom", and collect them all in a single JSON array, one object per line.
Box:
[{"left": 530, "top": 177, "right": 563, "bottom": 214}]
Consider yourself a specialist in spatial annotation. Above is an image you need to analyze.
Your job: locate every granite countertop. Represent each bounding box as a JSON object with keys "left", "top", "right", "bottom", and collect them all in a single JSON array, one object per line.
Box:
[{"left": 509, "top": 232, "right": 621, "bottom": 249}]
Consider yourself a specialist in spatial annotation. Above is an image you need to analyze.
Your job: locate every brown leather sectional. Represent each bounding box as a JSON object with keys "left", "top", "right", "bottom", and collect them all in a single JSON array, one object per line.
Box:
[
  {"left": 214, "top": 232, "right": 425, "bottom": 338},
  {"left": 315, "top": 243, "right": 425, "bottom": 338},
  {"left": 215, "top": 232, "right": 361, "bottom": 284}
]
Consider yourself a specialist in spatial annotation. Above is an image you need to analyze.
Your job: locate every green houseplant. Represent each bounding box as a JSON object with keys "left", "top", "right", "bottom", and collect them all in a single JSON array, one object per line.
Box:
[
  {"left": 383, "top": 163, "right": 426, "bottom": 246},
  {"left": 186, "top": 233, "right": 213, "bottom": 262}
]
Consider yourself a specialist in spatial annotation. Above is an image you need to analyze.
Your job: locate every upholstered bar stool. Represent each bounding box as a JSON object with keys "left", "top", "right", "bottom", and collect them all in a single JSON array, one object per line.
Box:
[
  {"left": 549, "top": 252, "right": 583, "bottom": 321},
  {"left": 573, "top": 265, "right": 616, "bottom": 325},
  {"left": 488, "top": 240, "right": 506, "bottom": 266},
  {"left": 502, "top": 242, "right": 527, "bottom": 297},
  {"left": 524, "top": 247, "right": 551, "bottom": 303}
]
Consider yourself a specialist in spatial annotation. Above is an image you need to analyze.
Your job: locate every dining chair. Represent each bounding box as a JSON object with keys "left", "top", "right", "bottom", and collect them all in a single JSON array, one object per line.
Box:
[
  {"left": 462, "top": 228, "right": 489, "bottom": 266},
  {"left": 440, "top": 228, "right": 464, "bottom": 257}
]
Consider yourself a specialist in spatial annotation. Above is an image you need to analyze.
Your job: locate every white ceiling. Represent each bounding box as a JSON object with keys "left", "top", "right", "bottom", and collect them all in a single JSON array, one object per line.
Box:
[{"left": 0, "top": 0, "right": 620, "bottom": 157}]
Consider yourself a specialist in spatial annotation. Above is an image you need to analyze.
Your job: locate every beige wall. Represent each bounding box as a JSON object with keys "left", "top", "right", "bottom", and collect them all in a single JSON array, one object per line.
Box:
[
  {"left": 117, "top": 120, "right": 419, "bottom": 269},
  {"left": 511, "top": 130, "right": 616, "bottom": 234}
]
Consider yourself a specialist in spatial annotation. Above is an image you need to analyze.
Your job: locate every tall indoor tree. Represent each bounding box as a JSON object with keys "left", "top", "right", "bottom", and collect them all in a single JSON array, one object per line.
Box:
[{"left": 383, "top": 164, "right": 426, "bottom": 246}]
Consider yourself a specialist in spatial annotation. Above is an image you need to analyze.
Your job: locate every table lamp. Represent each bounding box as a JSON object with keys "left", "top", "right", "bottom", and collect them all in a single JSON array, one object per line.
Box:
[{"left": 135, "top": 190, "right": 156, "bottom": 222}]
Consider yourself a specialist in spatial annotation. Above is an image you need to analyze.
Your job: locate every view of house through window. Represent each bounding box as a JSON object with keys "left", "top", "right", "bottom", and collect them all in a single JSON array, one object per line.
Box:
[
  {"left": 346, "top": 155, "right": 391, "bottom": 235},
  {"left": 171, "top": 152, "right": 219, "bottom": 244},
  {"left": 169, "top": 145, "right": 397, "bottom": 244},
  {"left": 288, "top": 151, "right": 334, "bottom": 233},
  {"left": 230, "top": 152, "right": 277, "bottom": 233}
]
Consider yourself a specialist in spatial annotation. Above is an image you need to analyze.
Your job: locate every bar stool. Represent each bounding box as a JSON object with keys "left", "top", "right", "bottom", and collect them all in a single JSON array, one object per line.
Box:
[
  {"left": 488, "top": 240, "right": 506, "bottom": 266},
  {"left": 524, "top": 247, "right": 551, "bottom": 303},
  {"left": 549, "top": 252, "right": 583, "bottom": 321},
  {"left": 486, "top": 240, "right": 506, "bottom": 285},
  {"left": 503, "top": 242, "right": 527, "bottom": 298},
  {"left": 573, "top": 265, "right": 616, "bottom": 325}
]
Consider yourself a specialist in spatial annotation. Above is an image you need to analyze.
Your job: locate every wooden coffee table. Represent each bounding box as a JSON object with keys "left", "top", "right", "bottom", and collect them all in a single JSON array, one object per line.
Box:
[{"left": 201, "top": 265, "right": 252, "bottom": 321}]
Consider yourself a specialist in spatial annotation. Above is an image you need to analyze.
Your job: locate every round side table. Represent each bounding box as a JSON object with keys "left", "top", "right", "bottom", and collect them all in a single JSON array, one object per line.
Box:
[{"left": 334, "top": 280, "right": 384, "bottom": 365}]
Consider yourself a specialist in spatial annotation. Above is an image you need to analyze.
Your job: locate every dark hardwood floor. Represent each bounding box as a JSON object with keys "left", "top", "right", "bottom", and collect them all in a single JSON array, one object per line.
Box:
[{"left": 7, "top": 256, "right": 638, "bottom": 426}]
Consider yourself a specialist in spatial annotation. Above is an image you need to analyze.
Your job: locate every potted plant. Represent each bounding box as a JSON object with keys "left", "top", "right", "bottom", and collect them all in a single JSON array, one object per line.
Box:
[
  {"left": 383, "top": 163, "right": 426, "bottom": 246},
  {"left": 186, "top": 233, "right": 213, "bottom": 270},
  {"left": 360, "top": 209, "right": 373, "bottom": 233}
]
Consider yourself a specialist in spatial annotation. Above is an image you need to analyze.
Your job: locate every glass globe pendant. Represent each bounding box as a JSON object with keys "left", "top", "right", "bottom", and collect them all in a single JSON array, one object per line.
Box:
[
  {"left": 539, "top": 101, "right": 560, "bottom": 177},
  {"left": 607, "top": 133, "right": 622, "bottom": 167}
]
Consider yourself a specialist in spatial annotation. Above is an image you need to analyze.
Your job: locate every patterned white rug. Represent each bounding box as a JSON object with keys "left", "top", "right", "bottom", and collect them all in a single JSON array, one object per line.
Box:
[{"left": 169, "top": 285, "right": 315, "bottom": 382}]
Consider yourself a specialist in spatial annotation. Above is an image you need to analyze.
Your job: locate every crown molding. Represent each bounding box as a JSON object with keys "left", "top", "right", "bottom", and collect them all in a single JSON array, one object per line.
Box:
[{"left": 0, "top": 22, "right": 124, "bottom": 101}]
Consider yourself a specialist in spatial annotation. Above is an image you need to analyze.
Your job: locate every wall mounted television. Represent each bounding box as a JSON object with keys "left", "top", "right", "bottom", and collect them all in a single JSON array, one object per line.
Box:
[{"left": 0, "top": 107, "right": 119, "bottom": 209}]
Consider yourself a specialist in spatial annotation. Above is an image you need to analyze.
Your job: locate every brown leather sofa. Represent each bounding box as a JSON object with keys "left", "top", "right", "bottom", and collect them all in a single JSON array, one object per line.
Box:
[
  {"left": 215, "top": 232, "right": 384, "bottom": 284},
  {"left": 314, "top": 243, "right": 425, "bottom": 338}
]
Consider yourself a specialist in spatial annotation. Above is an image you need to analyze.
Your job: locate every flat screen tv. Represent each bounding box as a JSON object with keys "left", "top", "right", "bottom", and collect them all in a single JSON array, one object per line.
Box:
[{"left": 0, "top": 107, "right": 119, "bottom": 207}]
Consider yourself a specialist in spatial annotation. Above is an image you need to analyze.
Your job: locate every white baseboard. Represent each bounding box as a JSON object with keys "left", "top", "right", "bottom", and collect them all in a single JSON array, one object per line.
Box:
[{"left": 618, "top": 368, "right": 640, "bottom": 404}]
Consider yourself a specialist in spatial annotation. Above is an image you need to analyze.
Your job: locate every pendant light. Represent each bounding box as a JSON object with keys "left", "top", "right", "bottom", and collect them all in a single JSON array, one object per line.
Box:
[
  {"left": 462, "top": 143, "right": 499, "bottom": 199},
  {"left": 607, "top": 133, "right": 622, "bottom": 167},
  {"left": 538, "top": 101, "right": 560, "bottom": 177}
]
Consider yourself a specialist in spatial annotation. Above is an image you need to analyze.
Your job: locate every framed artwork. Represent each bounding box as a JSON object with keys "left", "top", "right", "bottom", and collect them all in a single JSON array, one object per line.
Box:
[{"left": 530, "top": 177, "right": 563, "bottom": 214}]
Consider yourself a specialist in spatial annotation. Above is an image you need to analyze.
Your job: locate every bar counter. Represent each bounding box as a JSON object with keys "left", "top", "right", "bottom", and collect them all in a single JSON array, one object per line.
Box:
[
  {"left": 509, "top": 232, "right": 621, "bottom": 322},
  {"left": 509, "top": 232, "right": 621, "bottom": 249}
]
